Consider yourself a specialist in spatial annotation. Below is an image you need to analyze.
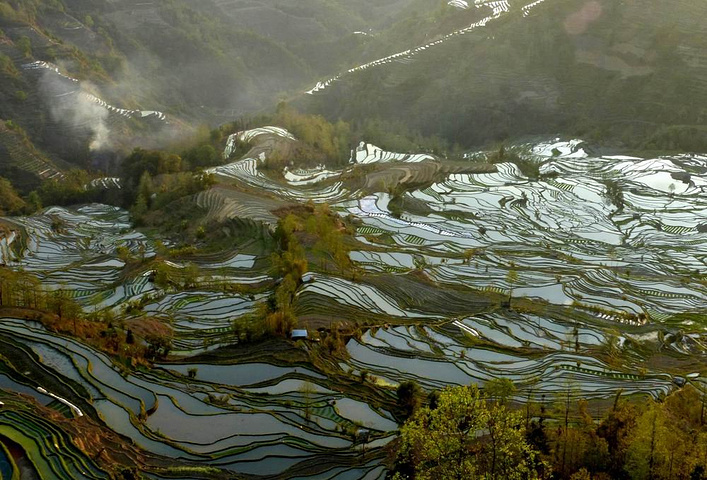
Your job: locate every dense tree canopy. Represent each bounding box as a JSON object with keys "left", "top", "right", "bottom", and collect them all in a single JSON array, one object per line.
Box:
[
  {"left": 393, "top": 384, "right": 544, "bottom": 480},
  {"left": 393, "top": 383, "right": 707, "bottom": 480}
]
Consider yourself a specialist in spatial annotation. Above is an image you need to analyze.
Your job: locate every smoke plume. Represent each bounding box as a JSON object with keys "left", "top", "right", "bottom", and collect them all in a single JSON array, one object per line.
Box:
[{"left": 39, "top": 69, "right": 112, "bottom": 152}]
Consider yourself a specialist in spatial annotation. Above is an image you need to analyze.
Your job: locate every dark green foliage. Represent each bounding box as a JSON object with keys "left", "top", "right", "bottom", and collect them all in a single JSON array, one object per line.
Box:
[
  {"left": 182, "top": 144, "right": 219, "bottom": 169},
  {"left": 0, "top": 54, "right": 18, "bottom": 77},
  {"left": 0, "top": 176, "right": 26, "bottom": 215},
  {"left": 120, "top": 149, "right": 182, "bottom": 200},
  {"left": 601, "top": 179, "right": 624, "bottom": 212},
  {"left": 273, "top": 103, "right": 353, "bottom": 165},
  {"left": 117, "top": 468, "right": 141, "bottom": 480},
  {"left": 119, "top": 148, "right": 215, "bottom": 225},
  {"left": 145, "top": 334, "right": 172, "bottom": 361},
  {"left": 396, "top": 380, "right": 422, "bottom": 420},
  {"left": 15, "top": 36, "right": 32, "bottom": 58},
  {"left": 35, "top": 170, "right": 93, "bottom": 206},
  {"left": 393, "top": 384, "right": 543, "bottom": 480},
  {"left": 358, "top": 117, "right": 451, "bottom": 157}
]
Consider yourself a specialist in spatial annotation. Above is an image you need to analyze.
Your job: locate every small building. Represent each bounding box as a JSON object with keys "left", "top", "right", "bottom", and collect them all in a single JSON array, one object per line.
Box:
[{"left": 291, "top": 329, "right": 309, "bottom": 340}]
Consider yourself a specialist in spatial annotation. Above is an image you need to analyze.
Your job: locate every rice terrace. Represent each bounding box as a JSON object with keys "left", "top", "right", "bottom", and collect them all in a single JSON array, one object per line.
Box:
[{"left": 1, "top": 0, "right": 707, "bottom": 479}]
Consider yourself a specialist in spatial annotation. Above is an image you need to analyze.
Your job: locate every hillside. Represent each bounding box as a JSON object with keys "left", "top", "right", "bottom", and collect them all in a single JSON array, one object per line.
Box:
[
  {"left": 2, "top": 2, "right": 707, "bottom": 479},
  {"left": 301, "top": 0, "right": 707, "bottom": 152},
  {"left": 0, "top": 0, "right": 429, "bottom": 185},
  {"left": 3, "top": 0, "right": 707, "bottom": 189}
]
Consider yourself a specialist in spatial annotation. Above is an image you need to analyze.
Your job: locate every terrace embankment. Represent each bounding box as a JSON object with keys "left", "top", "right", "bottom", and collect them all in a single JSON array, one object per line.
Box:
[{"left": 362, "top": 161, "right": 497, "bottom": 192}]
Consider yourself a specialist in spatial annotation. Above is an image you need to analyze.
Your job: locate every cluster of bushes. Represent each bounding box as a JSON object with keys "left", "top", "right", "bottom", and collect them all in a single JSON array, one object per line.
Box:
[
  {"left": 220, "top": 203, "right": 353, "bottom": 341},
  {"left": 119, "top": 148, "right": 215, "bottom": 226},
  {"left": 0, "top": 168, "right": 132, "bottom": 216},
  {"left": 393, "top": 383, "right": 542, "bottom": 480},
  {"left": 358, "top": 117, "right": 453, "bottom": 157},
  {"left": 0, "top": 267, "right": 170, "bottom": 364},
  {"left": 0, "top": 53, "right": 19, "bottom": 77},
  {"left": 219, "top": 104, "right": 458, "bottom": 169},
  {"left": 0, "top": 176, "right": 30, "bottom": 215},
  {"left": 265, "top": 212, "right": 309, "bottom": 336},
  {"left": 601, "top": 178, "right": 625, "bottom": 212},
  {"left": 272, "top": 103, "right": 352, "bottom": 165}
]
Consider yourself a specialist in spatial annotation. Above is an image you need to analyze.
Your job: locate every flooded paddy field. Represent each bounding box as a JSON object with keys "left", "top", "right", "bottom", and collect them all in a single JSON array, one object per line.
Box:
[{"left": 1, "top": 131, "right": 706, "bottom": 478}]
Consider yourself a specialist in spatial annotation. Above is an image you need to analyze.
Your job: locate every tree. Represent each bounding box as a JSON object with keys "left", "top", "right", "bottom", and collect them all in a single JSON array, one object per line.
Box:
[
  {"left": 36, "top": 169, "right": 92, "bottom": 206},
  {"left": 575, "top": 400, "right": 610, "bottom": 475},
  {"left": 0, "top": 268, "right": 18, "bottom": 306},
  {"left": 183, "top": 144, "right": 218, "bottom": 168},
  {"left": 26, "top": 191, "right": 42, "bottom": 212},
  {"left": 0, "top": 177, "right": 26, "bottom": 214},
  {"left": 486, "top": 378, "right": 517, "bottom": 405},
  {"left": 506, "top": 267, "right": 519, "bottom": 307},
  {"left": 130, "top": 194, "right": 149, "bottom": 225},
  {"left": 16, "top": 36, "right": 32, "bottom": 58},
  {"left": 275, "top": 274, "right": 297, "bottom": 311},
  {"left": 266, "top": 310, "right": 296, "bottom": 336},
  {"left": 300, "top": 381, "right": 316, "bottom": 421},
  {"left": 570, "top": 469, "right": 592, "bottom": 480},
  {"left": 48, "top": 289, "right": 82, "bottom": 330},
  {"left": 625, "top": 403, "right": 670, "bottom": 480},
  {"left": 153, "top": 262, "right": 170, "bottom": 287},
  {"left": 397, "top": 380, "right": 423, "bottom": 420},
  {"left": 182, "top": 263, "right": 200, "bottom": 288},
  {"left": 553, "top": 383, "right": 583, "bottom": 478},
  {"left": 145, "top": 334, "right": 172, "bottom": 360},
  {"left": 597, "top": 397, "right": 638, "bottom": 477},
  {"left": 463, "top": 249, "right": 477, "bottom": 265},
  {"left": 137, "top": 171, "right": 154, "bottom": 202},
  {"left": 393, "top": 385, "right": 544, "bottom": 480}
]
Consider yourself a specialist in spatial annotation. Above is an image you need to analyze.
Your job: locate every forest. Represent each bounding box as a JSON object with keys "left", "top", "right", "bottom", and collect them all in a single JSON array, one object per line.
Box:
[{"left": 391, "top": 382, "right": 707, "bottom": 480}]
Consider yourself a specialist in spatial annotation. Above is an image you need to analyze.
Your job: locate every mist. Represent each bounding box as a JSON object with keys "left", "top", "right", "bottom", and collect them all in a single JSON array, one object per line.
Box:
[{"left": 39, "top": 69, "right": 112, "bottom": 153}]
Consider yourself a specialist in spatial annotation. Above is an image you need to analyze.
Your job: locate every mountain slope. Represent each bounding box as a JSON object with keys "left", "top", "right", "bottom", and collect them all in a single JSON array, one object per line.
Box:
[
  {"left": 0, "top": 0, "right": 426, "bottom": 184},
  {"left": 301, "top": 0, "right": 707, "bottom": 151}
]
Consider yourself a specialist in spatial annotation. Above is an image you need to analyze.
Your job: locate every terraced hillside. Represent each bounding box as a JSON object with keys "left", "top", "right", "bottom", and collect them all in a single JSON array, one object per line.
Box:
[
  {"left": 1, "top": 125, "right": 706, "bottom": 477},
  {"left": 303, "top": 0, "right": 707, "bottom": 151},
  {"left": 2, "top": 0, "right": 707, "bottom": 476},
  {"left": 0, "top": 120, "right": 63, "bottom": 190},
  {"left": 3, "top": 0, "right": 707, "bottom": 185},
  {"left": 0, "top": 0, "right": 438, "bottom": 184},
  {"left": 0, "top": 13, "right": 180, "bottom": 183}
]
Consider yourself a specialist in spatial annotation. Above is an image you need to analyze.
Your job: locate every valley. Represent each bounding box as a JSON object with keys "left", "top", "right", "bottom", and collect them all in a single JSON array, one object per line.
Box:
[{"left": 1, "top": 0, "right": 707, "bottom": 478}]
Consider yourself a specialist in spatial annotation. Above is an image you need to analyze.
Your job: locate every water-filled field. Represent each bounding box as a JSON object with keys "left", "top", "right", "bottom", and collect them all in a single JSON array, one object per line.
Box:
[{"left": 1, "top": 132, "right": 706, "bottom": 477}]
